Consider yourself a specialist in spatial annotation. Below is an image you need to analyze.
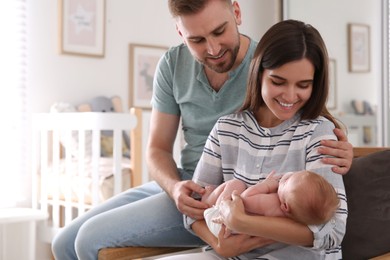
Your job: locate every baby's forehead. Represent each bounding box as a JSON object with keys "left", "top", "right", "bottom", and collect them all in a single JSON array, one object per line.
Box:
[{"left": 287, "top": 170, "right": 313, "bottom": 183}]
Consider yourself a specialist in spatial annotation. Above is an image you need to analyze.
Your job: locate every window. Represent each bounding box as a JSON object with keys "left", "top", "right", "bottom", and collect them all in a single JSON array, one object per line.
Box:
[{"left": 0, "top": 0, "right": 27, "bottom": 207}]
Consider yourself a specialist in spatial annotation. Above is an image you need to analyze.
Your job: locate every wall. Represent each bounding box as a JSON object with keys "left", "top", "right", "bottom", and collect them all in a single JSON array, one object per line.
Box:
[
  {"left": 285, "top": 0, "right": 383, "bottom": 146},
  {"left": 285, "top": 0, "right": 382, "bottom": 114},
  {"left": 28, "top": 1, "right": 281, "bottom": 259},
  {"left": 27, "top": 0, "right": 280, "bottom": 113}
]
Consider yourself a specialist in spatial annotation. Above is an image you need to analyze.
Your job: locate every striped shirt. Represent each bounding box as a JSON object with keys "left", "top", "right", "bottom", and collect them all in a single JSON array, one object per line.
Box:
[{"left": 191, "top": 110, "right": 347, "bottom": 259}]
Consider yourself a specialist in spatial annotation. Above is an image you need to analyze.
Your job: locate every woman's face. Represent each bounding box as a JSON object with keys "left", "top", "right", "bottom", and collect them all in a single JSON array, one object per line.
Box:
[{"left": 258, "top": 58, "right": 314, "bottom": 128}]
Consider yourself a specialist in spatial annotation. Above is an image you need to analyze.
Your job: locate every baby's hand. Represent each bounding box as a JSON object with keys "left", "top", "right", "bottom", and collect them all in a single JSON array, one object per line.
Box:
[
  {"left": 265, "top": 170, "right": 281, "bottom": 182},
  {"left": 263, "top": 170, "right": 281, "bottom": 192}
]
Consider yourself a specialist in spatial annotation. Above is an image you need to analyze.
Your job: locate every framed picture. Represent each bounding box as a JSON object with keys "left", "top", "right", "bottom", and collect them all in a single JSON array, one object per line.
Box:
[
  {"left": 59, "top": 0, "right": 105, "bottom": 57},
  {"left": 348, "top": 23, "right": 370, "bottom": 72},
  {"left": 328, "top": 59, "right": 337, "bottom": 110},
  {"left": 129, "top": 44, "right": 168, "bottom": 109}
]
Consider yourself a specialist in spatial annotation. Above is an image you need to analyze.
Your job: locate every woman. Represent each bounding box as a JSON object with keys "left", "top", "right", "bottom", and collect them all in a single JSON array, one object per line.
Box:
[{"left": 157, "top": 19, "right": 347, "bottom": 260}]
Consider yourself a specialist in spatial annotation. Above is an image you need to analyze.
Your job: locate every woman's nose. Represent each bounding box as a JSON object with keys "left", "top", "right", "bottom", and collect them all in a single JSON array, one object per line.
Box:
[{"left": 284, "top": 86, "right": 296, "bottom": 101}]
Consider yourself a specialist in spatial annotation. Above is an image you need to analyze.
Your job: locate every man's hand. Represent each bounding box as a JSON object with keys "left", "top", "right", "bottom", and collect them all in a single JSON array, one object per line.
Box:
[
  {"left": 319, "top": 128, "right": 353, "bottom": 175},
  {"left": 171, "top": 180, "right": 209, "bottom": 219}
]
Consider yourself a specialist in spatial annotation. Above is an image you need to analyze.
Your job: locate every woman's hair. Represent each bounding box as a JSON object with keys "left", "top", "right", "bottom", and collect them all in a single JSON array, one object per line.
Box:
[
  {"left": 168, "top": 0, "right": 232, "bottom": 17},
  {"left": 241, "top": 19, "right": 340, "bottom": 128}
]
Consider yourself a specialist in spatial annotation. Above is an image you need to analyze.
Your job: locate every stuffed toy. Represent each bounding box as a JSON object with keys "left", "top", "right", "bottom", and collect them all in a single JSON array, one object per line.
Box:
[{"left": 78, "top": 96, "right": 131, "bottom": 158}]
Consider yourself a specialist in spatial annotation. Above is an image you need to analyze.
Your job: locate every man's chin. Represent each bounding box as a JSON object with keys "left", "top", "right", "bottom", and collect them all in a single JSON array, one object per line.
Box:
[{"left": 204, "top": 62, "right": 233, "bottom": 74}]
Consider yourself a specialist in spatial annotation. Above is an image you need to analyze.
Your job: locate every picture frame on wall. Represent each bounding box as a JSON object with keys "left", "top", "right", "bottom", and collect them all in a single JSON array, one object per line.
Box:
[
  {"left": 59, "top": 0, "right": 105, "bottom": 57},
  {"left": 328, "top": 59, "right": 337, "bottom": 110},
  {"left": 129, "top": 44, "right": 168, "bottom": 109},
  {"left": 348, "top": 23, "right": 370, "bottom": 72}
]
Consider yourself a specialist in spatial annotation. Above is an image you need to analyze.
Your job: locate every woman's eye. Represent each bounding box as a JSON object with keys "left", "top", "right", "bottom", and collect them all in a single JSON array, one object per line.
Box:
[
  {"left": 297, "top": 83, "right": 311, "bottom": 89},
  {"left": 271, "top": 80, "right": 284, "bottom": 86}
]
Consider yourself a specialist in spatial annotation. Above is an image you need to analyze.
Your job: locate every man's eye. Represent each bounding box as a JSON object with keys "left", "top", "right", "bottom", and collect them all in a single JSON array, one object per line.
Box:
[
  {"left": 189, "top": 38, "right": 204, "bottom": 44},
  {"left": 214, "top": 29, "right": 224, "bottom": 36}
]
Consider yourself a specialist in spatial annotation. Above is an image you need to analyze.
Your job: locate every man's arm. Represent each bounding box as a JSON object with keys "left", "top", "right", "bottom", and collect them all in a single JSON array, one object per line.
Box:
[
  {"left": 146, "top": 109, "right": 208, "bottom": 219},
  {"left": 319, "top": 128, "right": 353, "bottom": 175}
]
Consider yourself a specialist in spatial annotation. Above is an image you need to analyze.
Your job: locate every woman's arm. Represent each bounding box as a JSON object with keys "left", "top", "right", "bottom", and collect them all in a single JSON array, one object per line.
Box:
[
  {"left": 217, "top": 192, "right": 314, "bottom": 246},
  {"left": 305, "top": 121, "right": 348, "bottom": 249},
  {"left": 191, "top": 219, "right": 274, "bottom": 258}
]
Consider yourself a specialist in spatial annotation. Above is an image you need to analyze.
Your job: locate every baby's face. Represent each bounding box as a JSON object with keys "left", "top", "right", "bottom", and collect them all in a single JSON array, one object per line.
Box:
[{"left": 278, "top": 171, "right": 307, "bottom": 204}]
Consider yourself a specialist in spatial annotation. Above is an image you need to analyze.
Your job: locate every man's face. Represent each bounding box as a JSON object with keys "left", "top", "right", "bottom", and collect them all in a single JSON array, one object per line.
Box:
[{"left": 175, "top": 1, "right": 241, "bottom": 73}]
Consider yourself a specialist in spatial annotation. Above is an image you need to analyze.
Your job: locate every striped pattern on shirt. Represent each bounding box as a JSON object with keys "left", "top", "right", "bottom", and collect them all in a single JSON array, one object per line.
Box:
[{"left": 192, "top": 110, "right": 347, "bottom": 259}]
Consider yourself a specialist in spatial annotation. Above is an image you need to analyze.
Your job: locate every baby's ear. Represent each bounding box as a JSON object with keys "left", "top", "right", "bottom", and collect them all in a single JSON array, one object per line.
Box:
[{"left": 281, "top": 202, "right": 290, "bottom": 213}]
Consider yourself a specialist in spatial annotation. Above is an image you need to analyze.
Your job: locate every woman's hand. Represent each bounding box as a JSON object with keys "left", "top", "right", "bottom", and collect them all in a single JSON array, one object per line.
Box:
[
  {"left": 215, "top": 231, "right": 273, "bottom": 257},
  {"left": 172, "top": 180, "right": 208, "bottom": 220},
  {"left": 213, "top": 226, "right": 274, "bottom": 257},
  {"left": 215, "top": 191, "right": 246, "bottom": 231}
]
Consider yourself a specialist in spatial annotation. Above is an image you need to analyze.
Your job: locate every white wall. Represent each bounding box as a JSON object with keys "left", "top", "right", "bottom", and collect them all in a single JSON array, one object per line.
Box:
[
  {"left": 285, "top": 0, "right": 382, "bottom": 114},
  {"left": 28, "top": 2, "right": 281, "bottom": 258},
  {"left": 27, "top": 0, "right": 280, "bottom": 113}
]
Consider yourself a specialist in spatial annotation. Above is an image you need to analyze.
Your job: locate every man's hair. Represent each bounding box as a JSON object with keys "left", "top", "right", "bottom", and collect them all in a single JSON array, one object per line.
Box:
[{"left": 168, "top": 0, "right": 232, "bottom": 17}]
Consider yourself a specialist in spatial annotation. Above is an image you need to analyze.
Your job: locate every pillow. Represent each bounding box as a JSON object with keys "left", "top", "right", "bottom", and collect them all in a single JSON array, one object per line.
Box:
[
  {"left": 342, "top": 150, "right": 390, "bottom": 259},
  {"left": 50, "top": 102, "right": 93, "bottom": 158},
  {"left": 101, "top": 135, "right": 130, "bottom": 158},
  {"left": 49, "top": 102, "right": 130, "bottom": 159}
]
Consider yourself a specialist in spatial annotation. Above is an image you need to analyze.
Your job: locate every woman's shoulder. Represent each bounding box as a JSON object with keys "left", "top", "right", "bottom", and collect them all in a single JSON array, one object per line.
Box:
[
  {"left": 299, "top": 116, "right": 335, "bottom": 128},
  {"left": 298, "top": 116, "right": 337, "bottom": 139},
  {"left": 215, "top": 111, "right": 260, "bottom": 136},
  {"left": 217, "top": 110, "right": 253, "bottom": 124}
]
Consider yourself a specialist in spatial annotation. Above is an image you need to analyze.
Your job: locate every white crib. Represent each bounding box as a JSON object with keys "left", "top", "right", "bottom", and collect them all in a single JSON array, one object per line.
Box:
[{"left": 31, "top": 108, "right": 143, "bottom": 243}]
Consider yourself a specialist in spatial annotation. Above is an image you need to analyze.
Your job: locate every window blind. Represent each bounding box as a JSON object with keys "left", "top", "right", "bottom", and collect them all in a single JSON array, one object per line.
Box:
[{"left": 0, "top": 0, "right": 27, "bottom": 207}]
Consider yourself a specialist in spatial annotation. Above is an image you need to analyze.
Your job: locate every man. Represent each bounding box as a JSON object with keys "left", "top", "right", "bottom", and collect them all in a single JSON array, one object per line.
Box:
[{"left": 52, "top": 1, "right": 352, "bottom": 259}]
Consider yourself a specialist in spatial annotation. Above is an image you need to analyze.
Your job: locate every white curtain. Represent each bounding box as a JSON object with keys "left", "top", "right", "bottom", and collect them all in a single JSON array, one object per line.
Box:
[{"left": 0, "top": 0, "right": 27, "bottom": 207}]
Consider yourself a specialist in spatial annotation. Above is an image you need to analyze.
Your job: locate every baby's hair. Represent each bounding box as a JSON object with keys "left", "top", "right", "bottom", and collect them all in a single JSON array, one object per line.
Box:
[{"left": 287, "top": 171, "right": 339, "bottom": 225}]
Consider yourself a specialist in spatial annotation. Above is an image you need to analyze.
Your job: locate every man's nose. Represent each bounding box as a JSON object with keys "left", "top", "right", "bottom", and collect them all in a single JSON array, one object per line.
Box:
[{"left": 206, "top": 38, "right": 221, "bottom": 56}]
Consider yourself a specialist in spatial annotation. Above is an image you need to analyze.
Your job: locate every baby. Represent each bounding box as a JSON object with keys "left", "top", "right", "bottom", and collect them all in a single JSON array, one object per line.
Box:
[{"left": 202, "top": 170, "right": 340, "bottom": 237}]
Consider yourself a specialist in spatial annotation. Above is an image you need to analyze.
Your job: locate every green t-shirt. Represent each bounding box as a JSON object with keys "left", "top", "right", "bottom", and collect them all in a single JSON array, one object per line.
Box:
[{"left": 152, "top": 38, "right": 257, "bottom": 173}]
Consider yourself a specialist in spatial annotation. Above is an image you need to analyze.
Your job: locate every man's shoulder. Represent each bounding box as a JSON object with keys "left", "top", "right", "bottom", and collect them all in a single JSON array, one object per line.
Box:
[
  {"left": 166, "top": 43, "right": 192, "bottom": 58},
  {"left": 163, "top": 43, "right": 197, "bottom": 69}
]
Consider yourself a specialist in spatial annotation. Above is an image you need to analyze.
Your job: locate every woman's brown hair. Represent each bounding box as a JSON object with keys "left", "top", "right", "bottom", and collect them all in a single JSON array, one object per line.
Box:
[{"left": 241, "top": 19, "right": 340, "bottom": 128}]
